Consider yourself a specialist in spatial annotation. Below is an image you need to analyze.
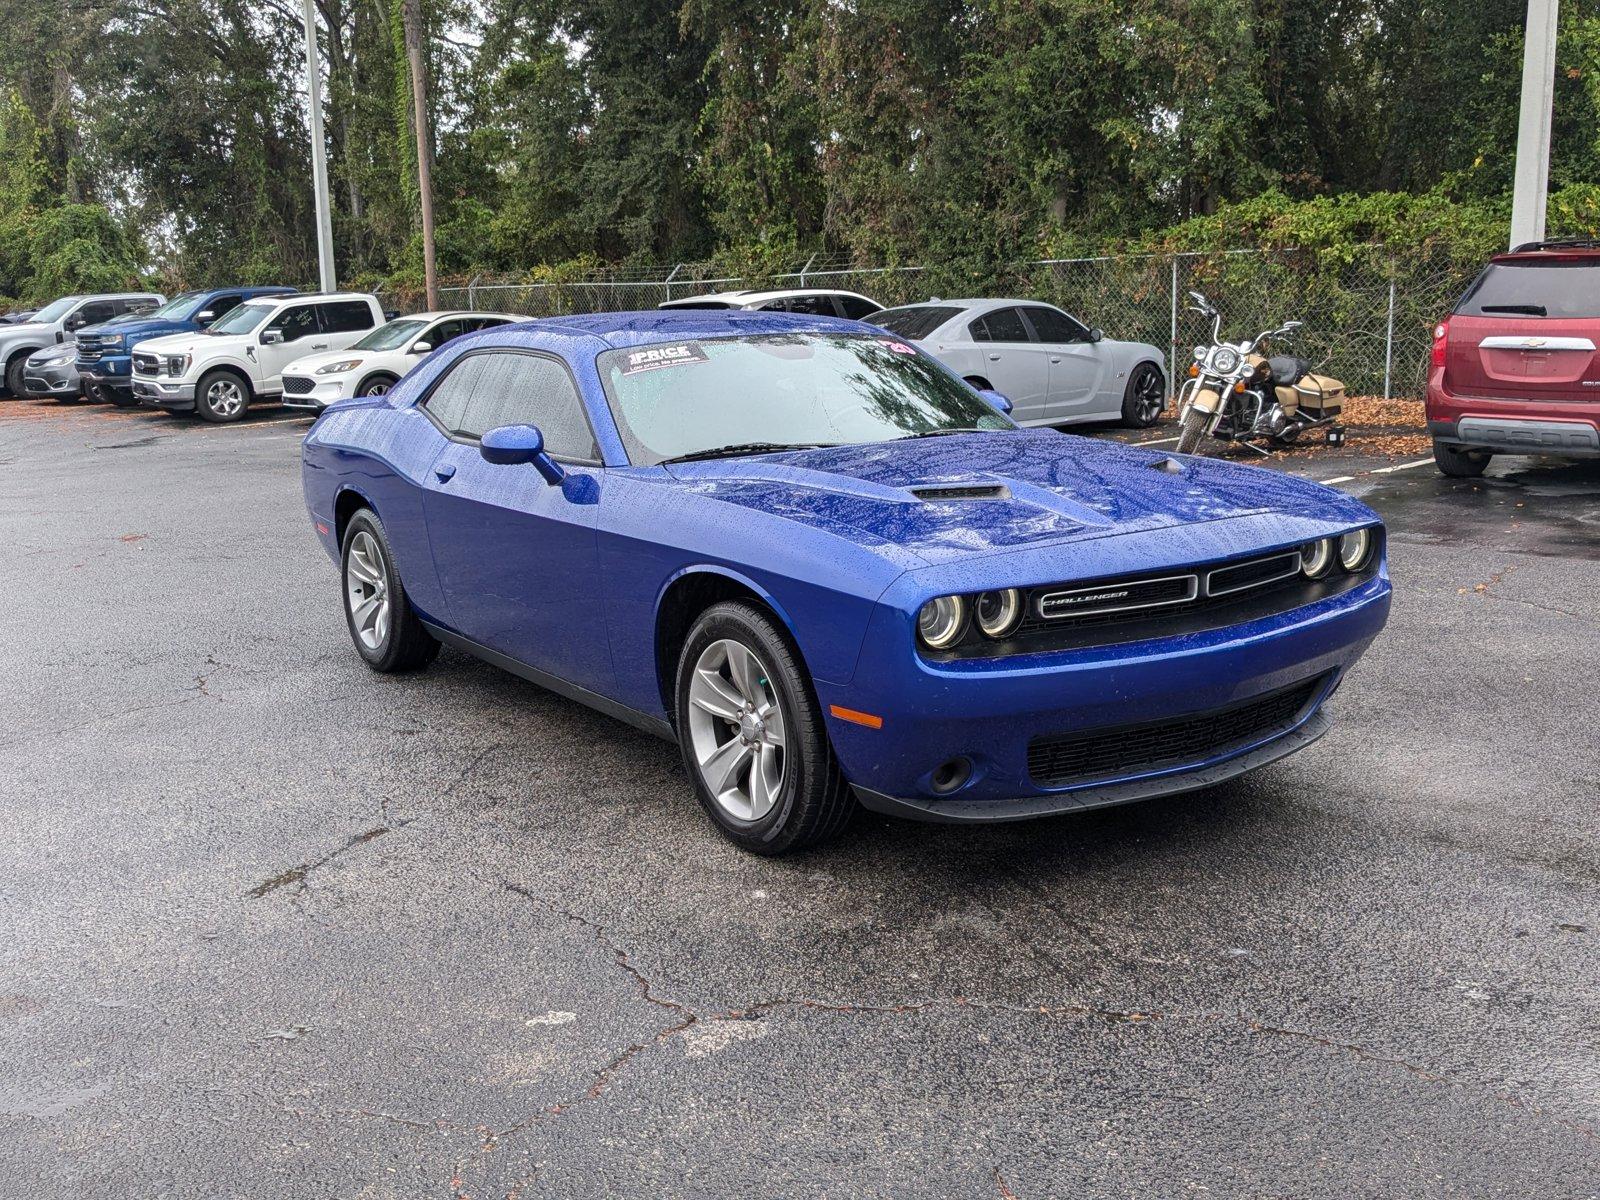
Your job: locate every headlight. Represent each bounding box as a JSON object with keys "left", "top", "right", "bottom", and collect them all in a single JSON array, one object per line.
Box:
[
  {"left": 35, "top": 346, "right": 75, "bottom": 365},
  {"left": 917, "top": 595, "right": 967, "bottom": 649},
  {"left": 166, "top": 354, "right": 189, "bottom": 375},
  {"left": 1338, "top": 528, "right": 1373, "bottom": 572},
  {"left": 974, "top": 588, "right": 1023, "bottom": 639},
  {"left": 1300, "top": 538, "right": 1335, "bottom": 578},
  {"left": 316, "top": 358, "right": 363, "bottom": 375},
  {"left": 1208, "top": 346, "right": 1241, "bottom": 374}
]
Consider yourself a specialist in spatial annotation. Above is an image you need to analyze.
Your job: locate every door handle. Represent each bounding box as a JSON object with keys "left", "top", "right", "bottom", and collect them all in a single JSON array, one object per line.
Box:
[
  {"left": 1050, "top": 357, "right": 1062, "bottom": 364},
  {"left": 310, "top": 342, "right": 329, "bottom": 349},
  {"left": 988, "top": 353, "right": 1001, "bottom": 361},
  {"left": 434, "top": 463, "right": 456, "bottom": 482}
]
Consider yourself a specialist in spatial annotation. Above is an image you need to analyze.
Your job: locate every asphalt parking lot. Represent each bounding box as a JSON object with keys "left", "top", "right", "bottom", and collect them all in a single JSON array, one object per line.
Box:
[{"left": 2, "top": 400, "right": 1597, "bottom": 1198}]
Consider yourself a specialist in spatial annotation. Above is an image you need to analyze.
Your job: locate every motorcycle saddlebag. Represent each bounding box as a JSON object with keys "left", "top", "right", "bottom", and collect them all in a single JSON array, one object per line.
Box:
[{"left": 1285, "top": 373, "right": 1344, "bottom": 414}]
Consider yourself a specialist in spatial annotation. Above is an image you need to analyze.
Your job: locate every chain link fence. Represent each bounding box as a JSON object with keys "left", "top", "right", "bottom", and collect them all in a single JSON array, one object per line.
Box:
[{"left": 378, "top": 245, "right": 1482, "bottom": 398}]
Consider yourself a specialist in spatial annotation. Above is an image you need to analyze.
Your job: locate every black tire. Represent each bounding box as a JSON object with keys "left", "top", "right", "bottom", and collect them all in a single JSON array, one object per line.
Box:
[
  {"left": 195, "top": 369, "right": 251, "bottom": 423},
  {"left": 1120, "top": 362, "right": 1166, "bottom": 428},
  {"left": 5, "top": 353, "right": 29, "bottom": 398},
  {"left": 339, "top": 508, "right": 439, "bottom": 673},
  {"left": 1433, "top": 438, "right": 1490, "bottom": 478},
  {"left": 356, "top": 373, "right": 398, "bottom": 398},
  {"left": 674, "top": 601, "right": 856, "bottom": 855},
  {"left": 1176, "top": 406, "right": 1210, "bottom": 454}
]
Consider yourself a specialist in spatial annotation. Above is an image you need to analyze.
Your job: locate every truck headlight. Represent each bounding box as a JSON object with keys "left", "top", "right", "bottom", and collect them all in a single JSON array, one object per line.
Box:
[
  {"left": 166, "top": 354, "right": 190, "bottom": 375},
  {"left": 917, "top": 596, "right": 967, "bottom": 649}
]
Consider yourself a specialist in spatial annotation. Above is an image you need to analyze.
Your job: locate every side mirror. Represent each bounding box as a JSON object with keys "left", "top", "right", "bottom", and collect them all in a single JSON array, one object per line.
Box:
[
  {"left": 978, "top": 388, "right": 1013, "bottom": 415},
  {"left": 480, "top": 423, "right": 565, "bottom": 485},
  {"left": 196, "top": 310, "right": 215, "bottom": 325},
  {"left": 65, "top": 314, "right": 86, "bottom": 331},
  {"left": 409, "top": 340, "right": 432, "bottom": 354},
  {"left": 1088, "top": 327, "right": 1104, "bottom": 343},
  {"left": 261, "top": 328, "right": 284, "bottom": 345}
]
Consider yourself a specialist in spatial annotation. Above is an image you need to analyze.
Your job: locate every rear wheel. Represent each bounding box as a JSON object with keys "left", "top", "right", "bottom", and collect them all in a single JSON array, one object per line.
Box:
[
  {"left": 340, "top": 509, "right": 439, "bottom": 673},
  {"left": 675, "top": 601, "right": 855, "bottom": 855},
  {"left": 1120, "top": 362, "right": 1165, "bottom": 427},
  {"left": 1176, "top": 406, "right": 1210, "bottom": 454},
  {"left": 196, "top": 370, "right": 250, "bottom": 422},
  {"left": 1432, "top": 438, "right": 1490, "bottom": 478}
]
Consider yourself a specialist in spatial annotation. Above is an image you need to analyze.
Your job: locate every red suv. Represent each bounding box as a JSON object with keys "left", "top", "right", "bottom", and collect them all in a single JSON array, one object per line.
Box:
[{"left": 1427, "top": 240, "right": 1600, "bottom": 476}]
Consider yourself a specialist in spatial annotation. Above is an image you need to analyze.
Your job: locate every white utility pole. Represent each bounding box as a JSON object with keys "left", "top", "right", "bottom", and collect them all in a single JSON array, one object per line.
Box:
[
  {"left": 1509, "top": 0, "right": 1560, "bottom": 250},
  {"left": 302, "top": 0, "right": 337, "bottom": 291}
]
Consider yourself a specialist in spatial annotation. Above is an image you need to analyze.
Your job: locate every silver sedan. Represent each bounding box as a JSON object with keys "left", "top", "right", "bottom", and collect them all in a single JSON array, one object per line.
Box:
[{"left": 868, "top": 299, "right": 1167, "bottom": 428}]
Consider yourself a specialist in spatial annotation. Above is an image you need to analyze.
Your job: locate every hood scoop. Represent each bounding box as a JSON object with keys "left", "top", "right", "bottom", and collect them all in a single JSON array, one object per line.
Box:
[
  {"left": 1147, "top": 455, "right": 1187, "bottom": 475},
  {"left": 908, "top": 483, "right": 1011, "bottom": 502}
]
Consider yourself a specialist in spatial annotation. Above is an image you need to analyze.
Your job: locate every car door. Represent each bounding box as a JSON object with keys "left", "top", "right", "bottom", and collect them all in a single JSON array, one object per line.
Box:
[
  {"left": 418, "top": 349, "right": 612, "bottom": 693},
  {"left": 968, "top": 306, "right": 1051, "bottom": 421},
  {"left": 1019, "top": 305, "right": 1106, "bottom": 422},
  {"left": 65, "top": 299, "right": 116, "bottom": 340},
  {"left": 257, "top": 302, "right": 326, "bottom": 390}
]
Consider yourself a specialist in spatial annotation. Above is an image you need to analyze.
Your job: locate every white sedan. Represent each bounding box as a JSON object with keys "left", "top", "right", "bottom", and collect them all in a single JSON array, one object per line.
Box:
[
  {"left": 867, "top": 299, "right": 1167, "bottom": 428},
  {"left": 281, "top": 310, "right": 523, "bottom": 411}
]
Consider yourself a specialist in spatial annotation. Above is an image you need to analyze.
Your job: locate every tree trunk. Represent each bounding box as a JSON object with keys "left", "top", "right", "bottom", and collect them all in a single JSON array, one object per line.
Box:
[{"left": 399, "top": 0, "right": 438, "bottom": 309}]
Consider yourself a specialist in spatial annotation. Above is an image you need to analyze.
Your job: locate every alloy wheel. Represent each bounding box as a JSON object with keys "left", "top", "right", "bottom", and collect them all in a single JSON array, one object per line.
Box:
[
  {"left": 205, "top": 378, "right": 245, "bottom": 418},
  {"left": 1135, "top": 368, "right": 1164, "bottom": 423},
  {"left": 685, "top": 638, "right": 788, "bottom": 822},
  {"left": 362, "top": 381, "right": 391, "bottom": 397},
  {"left": 345, "top": 530, "right": 391, "bottom": 651}
]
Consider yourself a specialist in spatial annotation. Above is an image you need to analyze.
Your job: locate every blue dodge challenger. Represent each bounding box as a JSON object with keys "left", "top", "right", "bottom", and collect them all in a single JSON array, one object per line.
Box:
[{"left": 301, "top": 311, "right": 1391, "bottom": 854}]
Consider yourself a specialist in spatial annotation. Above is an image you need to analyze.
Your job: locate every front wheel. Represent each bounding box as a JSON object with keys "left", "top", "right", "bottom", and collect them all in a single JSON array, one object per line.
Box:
[
  {"left": 1120, "top": 362, "right": 1166, "bottom": 427},
  {"left": 4, "top": 355, "right": 29, "bottom": 398},
  {"left": 675, "top": 601, "right": 855, "bottom": 855},
  {"left": 1176, "top": 406, "right": 1211, "bottom": 454},
  {"left": 356, "top": 374, "right": 397, "bottom": 398},
  {"left": 340, "top": 509, "right": 439, "bottom": 672},
  {"left": 195, "top": 370, "right": 250, "bottom": 423}
]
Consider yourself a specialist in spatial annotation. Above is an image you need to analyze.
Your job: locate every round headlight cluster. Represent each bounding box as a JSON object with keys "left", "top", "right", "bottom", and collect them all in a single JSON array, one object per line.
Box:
[
  {"left": 918, "top": 588, "right": 1026, "bottom": 649},
  {"left": 917, "top": 596, "right": 966, "bottom": 649},
  {"left": 1300, "top": 529, "right": 1377, "bottom": 579},
  {"left": 1209, "top": 346, "right": 1241, "bottom": 374}
]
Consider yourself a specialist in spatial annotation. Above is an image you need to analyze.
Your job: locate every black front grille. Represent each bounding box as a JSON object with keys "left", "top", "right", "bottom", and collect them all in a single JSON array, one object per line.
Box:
[
  {"left": 1033, "top": 573, "right": 1197, "bottom": 624},
  {"left": 1206, "top": 551, "right": 1301, "bottom": 597},
  {"left": 75, "top": 338, "right": 112, "bottom": 363},
  {"left": 132, "top": 353, "right": 159, "bottom": 375},
  {"left": 1026, "top": 674, "right": 1327, "bottom": 788},
  {"left": 282, "top": 375, "right": 314, "bottom": 395}
]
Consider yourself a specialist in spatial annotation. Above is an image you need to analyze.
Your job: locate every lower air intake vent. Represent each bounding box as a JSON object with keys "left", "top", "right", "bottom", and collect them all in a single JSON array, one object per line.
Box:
[{"left": 1027, "top": 674, "right": 1327, "bottom": 788}]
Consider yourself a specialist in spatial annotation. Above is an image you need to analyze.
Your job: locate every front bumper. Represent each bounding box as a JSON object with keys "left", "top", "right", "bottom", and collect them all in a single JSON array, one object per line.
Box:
[
  {"left": 79, "top": 354, "right": 132, "bottom": 391},
  {"left": 817, "top": 573, "right": 1390, "bottom": 824},
  {"left": 133, "top": 377, "right": 196, "bottom": 409},
  {"left": 23, "top": 364, "right": 80, "bottom": 397}
]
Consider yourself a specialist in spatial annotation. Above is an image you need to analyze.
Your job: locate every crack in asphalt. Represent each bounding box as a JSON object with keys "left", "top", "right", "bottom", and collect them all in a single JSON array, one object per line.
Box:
[{"left": 247, "top": 816, "right": 416, "bottom": 901}]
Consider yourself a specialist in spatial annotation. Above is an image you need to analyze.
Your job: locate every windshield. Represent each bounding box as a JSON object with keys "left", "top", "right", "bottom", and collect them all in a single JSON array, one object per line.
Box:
[
  {"left": 866, "top": 305, "right": 961, "bottom": 339},
  {"left": 599, "top": 333, "right": 1014, "bottom": 465},
  {"left": 30, "top": 297, "right": 80, "bottom": 324},
  {"left": 353, "top": 318, "right": 429, "bottom": 351},
  {"left": 145, "top": 291, "right": 206, "bottom": 320},
  {"left": 1457, "top": 261, "right": 1600, "bottom": 319},
  {"left": 208, "top": 302, "right": 275, "bottom": 335}
]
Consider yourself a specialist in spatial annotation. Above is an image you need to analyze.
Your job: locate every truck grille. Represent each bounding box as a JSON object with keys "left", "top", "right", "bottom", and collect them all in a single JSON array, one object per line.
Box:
[
  {"left": 75, "top": 336, "right": 116, "bottom": 363},
  {"left": 1026, "top": 674, "right": 1327, "bottom": 788},
  {"left": 132, "top": 352, "right": 160, "bottom": 376},
  {"left": 281, "top": 375, "right": 314, "bottom": 395}
]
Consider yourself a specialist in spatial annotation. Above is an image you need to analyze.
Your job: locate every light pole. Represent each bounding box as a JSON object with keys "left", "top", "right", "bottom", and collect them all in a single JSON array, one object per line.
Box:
[
  {"left": 1509, "top": 0, "right": 1560, "bottom": 250},
  {"left": 301, "top": 0, "right": 337, "bottom": 291}
]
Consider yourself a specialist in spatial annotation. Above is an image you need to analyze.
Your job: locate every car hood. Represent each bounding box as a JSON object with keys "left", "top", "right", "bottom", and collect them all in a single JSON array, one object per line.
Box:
[
  {"left": 135, "top": 331, "right": 247, "bottom": 357},
  {"left": 0, "top": 322, "right": 53, "bottom": 346},
  {"left": 84, "top": 316, "right": 195, "bottom": 340},
  {"left": 662, "top": 429, "right": 1369, "bottom": 566}
]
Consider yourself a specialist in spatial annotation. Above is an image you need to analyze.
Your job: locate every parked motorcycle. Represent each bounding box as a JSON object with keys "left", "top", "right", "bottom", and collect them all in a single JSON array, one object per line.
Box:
[{"left": 1175, "top": 292, "right": 1346, "bottom": 455}]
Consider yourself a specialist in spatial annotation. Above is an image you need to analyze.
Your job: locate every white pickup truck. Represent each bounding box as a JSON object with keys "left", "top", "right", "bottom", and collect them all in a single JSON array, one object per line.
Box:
[{"left": 132, "top": 292, "right": 385, "bottom": 422}]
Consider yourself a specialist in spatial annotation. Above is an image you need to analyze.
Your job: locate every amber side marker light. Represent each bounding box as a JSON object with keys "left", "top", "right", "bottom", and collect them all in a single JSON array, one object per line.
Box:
[{"left": 829, "top": 705, "right": 883, "bottom": 729}]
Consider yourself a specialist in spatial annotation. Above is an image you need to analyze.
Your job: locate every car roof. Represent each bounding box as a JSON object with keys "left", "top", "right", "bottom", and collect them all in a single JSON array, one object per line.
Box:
[
  {"left": 395, "top": 310, "right": 523, "bottom": 323},
  {"left": 493, "top": 308, "right": 871, "bottom": 350},
  {"left": 248, "top": 291, "right": 374, "bottom": 307},
  {"left": 1493, "top": 243, "right": 1600, "bottom": 264}
]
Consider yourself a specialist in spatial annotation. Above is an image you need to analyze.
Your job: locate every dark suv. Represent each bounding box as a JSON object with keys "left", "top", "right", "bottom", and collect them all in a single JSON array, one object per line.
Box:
[{"left": 1427, "top": 240, "right": 1600, "bottom": 476}]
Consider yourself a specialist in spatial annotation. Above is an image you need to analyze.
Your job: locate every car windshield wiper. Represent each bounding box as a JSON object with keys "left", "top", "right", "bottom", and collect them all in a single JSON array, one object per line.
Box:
[
  {"left": 661, "top": 441, "right": 834, "bottom": 464},
  {"left": 893, "top": 427, "right": 992, "bottom": 441},
  {"left": 1480, "top": 303, "right": 1547, "bottom": 315}
]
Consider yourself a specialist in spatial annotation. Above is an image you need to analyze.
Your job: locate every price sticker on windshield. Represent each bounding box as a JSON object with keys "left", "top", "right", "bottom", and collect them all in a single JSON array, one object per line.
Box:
[
  {"left": 881, "top": 340, "right": 916, "bottom": 355},
  {"left": 620, "top": 343, "right": 709, "bottom": 375}
]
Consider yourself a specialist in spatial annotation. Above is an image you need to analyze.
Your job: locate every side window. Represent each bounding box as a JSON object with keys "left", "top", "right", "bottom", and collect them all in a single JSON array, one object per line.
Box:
[
  {"left": 74, "top": 301, "right": 116, "bottom": 327},
  {"left": 429, "top": 351, "right": 599, "bottom": 461},
  {"left": 1021, "top": 306, "right": 1090, "bottom": 344},
  {"left": 319, "top": 300, "right": 377, "bottom": 334},
  {"left": 117, "top": 297, "right": 159, "bottom": 317},
  {"left": 202, "top": 295, "right": 244, "bottom": 325},
  {"left": 972, "top": 307, "right": 1030, "bottom": 343},
  {"left": 425, "top": 319, "right": 467, "bottom": 349},
  {"left": 835, "top": 295, "right": 880, "bottom": 320},
  {"left": 762, "top": 295, "right": 833, "bottom": 316},
  {"left": 468, "top": 316, "right": 512, "bottom": 333},
  {"left": 267, "top": 305, "right": 318, "bottom": 342}
]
